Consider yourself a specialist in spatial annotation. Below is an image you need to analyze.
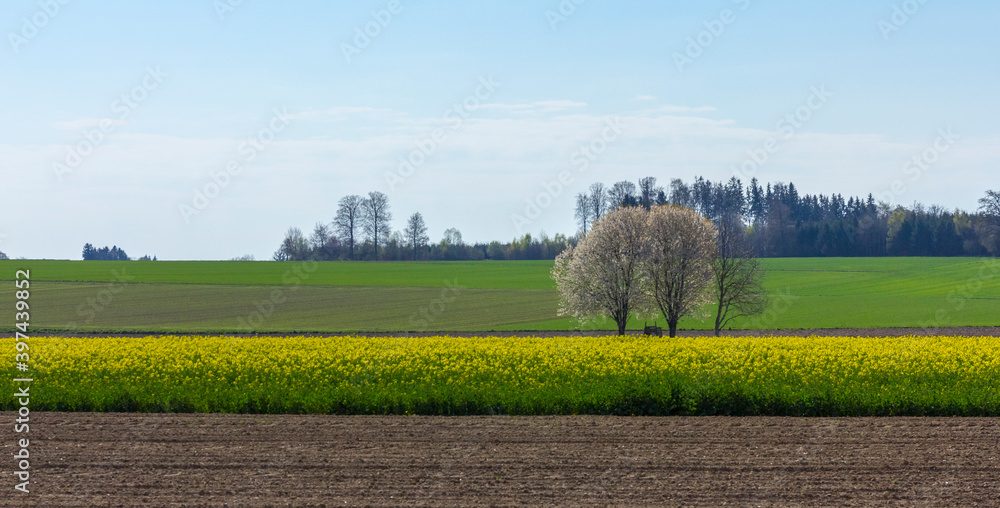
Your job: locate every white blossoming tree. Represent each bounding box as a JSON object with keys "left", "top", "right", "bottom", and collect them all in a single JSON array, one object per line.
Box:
[
  {"left": 552, "top": 206, "right": 653, "bottom": 335},
  {"left": 645, "top": 204, "right": 718, "bottom": 337}
]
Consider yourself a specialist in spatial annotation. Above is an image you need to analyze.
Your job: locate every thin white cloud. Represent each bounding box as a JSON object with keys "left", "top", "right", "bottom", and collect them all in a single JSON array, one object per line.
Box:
[
  {"left": 51, "top": 118, "right": 126, "bottom": 131},
  {"left": 649, "top": 105, "right": 718, "bottom": 114},
  {"left": 287, "top": 106, "right": 407, "bottom": 121},
  {"left": 6, "top": 102, "right": 999, "bottom": 259},
  {"left": 474, "top": 100, "right": 588, "bottom": 113},
  {"left": 533, "top": 100, "right": 588, "bottom": 112}
]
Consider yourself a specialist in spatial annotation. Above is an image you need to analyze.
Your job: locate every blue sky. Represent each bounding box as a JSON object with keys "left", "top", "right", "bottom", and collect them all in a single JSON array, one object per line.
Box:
[{"left": 1, "top": 0, "right": 998, "bottom": 260}]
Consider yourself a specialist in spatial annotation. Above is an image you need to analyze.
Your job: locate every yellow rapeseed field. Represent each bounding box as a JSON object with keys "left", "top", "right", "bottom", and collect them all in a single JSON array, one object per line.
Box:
[{"left": 6, "top": 335, "right": 1000, "bottom": 415}]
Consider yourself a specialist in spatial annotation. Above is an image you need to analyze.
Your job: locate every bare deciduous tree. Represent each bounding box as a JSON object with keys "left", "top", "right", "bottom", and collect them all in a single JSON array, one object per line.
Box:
[
  {"left": 403, "top": 212, "right": 430, "bottom": 260},
  {"left": 645, "top": 205, "right": 717, "bottom": 337},
  {"left": 362, "top": 191, "right": 392, "bottom": 259},
  {"left": 712, "top": 214, "right": 768, "bottom": 336},
  {"left": 980, "top": 190, "right": 1000, "bottom": 218},
  {"left": 334, "top": 195, "right": 364, "bottom": 260},
  {"left": 607, "top": 180, "right": 638, "bottom": 210},
  {"left": 310, "top": 222, "right": 331, "bottom": 251},
  {"left": 309, "top": 222, "right": 341, "bottom": 261},
  {"left": 589, "top": 182, "right": 608, "bottom": 220},
  {"left": 552, "top": 206, "right": 652, "bottom": 335},
  {"left": 274, "top": 227, "right": 309, "bottom": 261},
  {"left": 978, "top": 190, "right": 1000, "bottom": 255},
  {"left": 441, "top": 228, "right": 463, "bottom": 246},
  {"left": 669, "top": 178, "right": 693, "bottom": 208},
  {"left": 574, "top": 193, "right": 592, "bottom": 235}
]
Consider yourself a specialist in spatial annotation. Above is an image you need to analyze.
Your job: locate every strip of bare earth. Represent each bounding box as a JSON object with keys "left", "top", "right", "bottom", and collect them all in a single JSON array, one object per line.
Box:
[
  {"left": 8, "top": 413, "right": 999, "bottom": 506},
  {"left": 8, "top": 326, "right": 1000, "bottom": 338}
]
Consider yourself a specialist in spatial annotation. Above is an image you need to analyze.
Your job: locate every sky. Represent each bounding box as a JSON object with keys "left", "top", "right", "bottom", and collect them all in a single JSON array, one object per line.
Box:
[{"left": 1, "top": 0, "right": 998, "bottom": 260}]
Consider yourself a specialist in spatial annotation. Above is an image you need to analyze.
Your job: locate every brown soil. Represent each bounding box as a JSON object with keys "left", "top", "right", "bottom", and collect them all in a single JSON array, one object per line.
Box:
[
  {"left": 16, "top": 325, "right": 1000, "bottom": 339},
  {"left": 7, "top": 413, "right": 999, "bottom": 507}
]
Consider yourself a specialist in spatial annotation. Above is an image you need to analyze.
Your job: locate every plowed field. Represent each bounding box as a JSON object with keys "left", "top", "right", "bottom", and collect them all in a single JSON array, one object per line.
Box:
[{"left": 8, "top": 413, "right": 999, "bottom": 506}]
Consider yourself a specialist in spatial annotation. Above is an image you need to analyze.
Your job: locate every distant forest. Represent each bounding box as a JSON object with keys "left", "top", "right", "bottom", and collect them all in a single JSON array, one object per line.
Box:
[
  {"left": 270, "top": 179, "right": 1000, "bottom": 262},
  {"left": 81, "top": 243, "right": 155, "bottom": 261},
  {"left": 574, "top": 177, "right": 1000, "bottom": 258},
  {"left": 274, "top": 191, "right": 570, "bottom": 263}
]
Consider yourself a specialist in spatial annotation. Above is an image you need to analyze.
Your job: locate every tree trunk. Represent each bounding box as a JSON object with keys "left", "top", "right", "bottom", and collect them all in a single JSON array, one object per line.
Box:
[
  {"left": 616, "top": 318, "right": 627, "bottom": 336},
  {"left": 668, "top": 319, "right": 678, "bottom": 338},
  {"left": 714, "top": 304, "right": 723, "bottom": 337}
]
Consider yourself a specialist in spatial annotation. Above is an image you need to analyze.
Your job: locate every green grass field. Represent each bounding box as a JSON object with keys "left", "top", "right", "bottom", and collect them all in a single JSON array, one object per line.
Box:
[{"left": 1, "top": 258, "right": 997, "bottom": 333}]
